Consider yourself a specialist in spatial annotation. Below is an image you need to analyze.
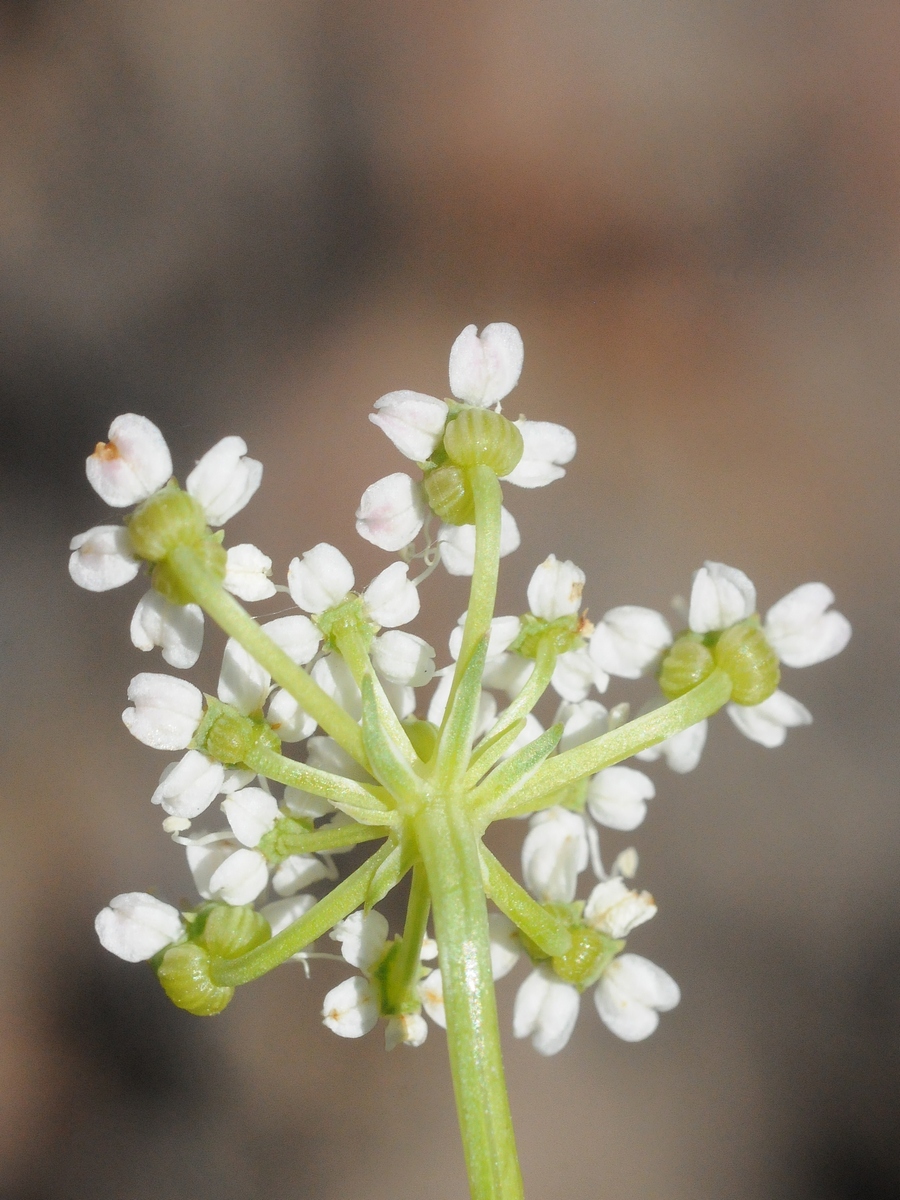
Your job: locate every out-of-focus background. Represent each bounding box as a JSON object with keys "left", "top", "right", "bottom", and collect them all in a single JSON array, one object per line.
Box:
[{"left": 2, "top": 2, "right": 899, "bottom": 1196}]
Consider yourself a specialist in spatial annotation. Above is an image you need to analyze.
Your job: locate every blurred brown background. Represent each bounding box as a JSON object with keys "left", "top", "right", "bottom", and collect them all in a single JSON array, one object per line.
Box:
[{"left": 2, "top": 2, "right": 899, "bottom": 1197}]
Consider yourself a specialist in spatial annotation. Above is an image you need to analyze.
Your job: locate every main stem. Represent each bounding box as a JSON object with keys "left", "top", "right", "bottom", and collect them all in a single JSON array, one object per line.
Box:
[{"left": 416, "top": 800, "right": 524, "bottom": 1200}]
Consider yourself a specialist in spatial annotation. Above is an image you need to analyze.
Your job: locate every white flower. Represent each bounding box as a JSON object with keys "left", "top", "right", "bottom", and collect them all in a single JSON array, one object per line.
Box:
[
  {"left": 438, "top": 507, "right": 520, "bottom": 576},
  {"left": 260, "top": 893, "right": 316, "bottom": 936},
  {"left": 448, "top": 323, "right": 524, "bottom": 409},
  {"left": 263, "top": 615, "right": 322, "bottom": 665},
  {"left": 427, "top": 670, "right": 497, "bottom": 736},
  {"left": 185, "top": 435, "right": 262, "bottom": 526},
  {"left": 594, "top": 954, "right": 680, "bottom": 1042},
  {"left": 306, "top": 736, "right": 374, "bottom": 782},
  {"left": 556, "top": 699, "right": 609, "bottom": 752},
  {"left": 323, "top": 910, "right": 393, "bottom": 1040},
  {"left": 95, "top": 892, "right": 183, "bottom": 962},
  {"left": 356, "top": 473, "right": 428, "bottom": 552},
  {"left": 122, "top": 673, "right": 204, "bottom": 750},
  {"left": 513, "top": 967, "right": 581, "bottom": 1056},
  {"left": 369, "top": 391, "right": 449, "bottom": 461},
  {"left": 218, "top": 638, "right": 270, "bottom": 715},
  {"left": 637, "top": 719, "right": 708, "bottom": 773},
  {"left": 86, "top": 414, "right": 173, "bottom": 507},
  {"left": 323, "top": 976, "right": 380, "bottom": 1038},
  {"left": 522, "top": 807, "right": 589, "bottom": 903},
  {"left": 418, "top": 968, "right": 447, "bottom": 1028},
  {"left": 550, "top": 646, "right": 609, "bottom": 702},
  {"left": 186, "top": 840, "right": 269, "bottom": 905},
  {"left": 224, "top": 544, "right": 277, "bottom": 601},
  {"left": 266, "top": 690, "right": 317, "bottom": 742},
  {"left": 763, "top": 582, "right": 851, "bottom": 667},
  {"left": 481, "top": 652, "right": 534, "bottom": 699},
  {"left": 448, "top": 612, "right": 522, "bottom": 662},
  {"left": 151, "top": 751, "right": 225, "bottom": 819},
  {"left": 331, "top": 909, "right": 390, "bottom": 971},
  {"left": 221, "top": 786, "right": 280, "bottom": 847},
  {"left": 501, "top": 420, "right": 576, "bottom": 488},
  {"left": 363, "top": 561, "right": 420, "bottom": 627},
  {"left": 689, "top": 562, "right": 756, "bottom": 633},
  {"left": 726, "top": 689, "right": 812, "bottom": 748},
  {"left": 272, "top": 854, "right": 334, "bottom": 896},
  {"left": 312, "top": 654, "right": 363, "bottom": 721},
  {"left": 287, "top": 543, "right": 355, "bottom": 613},
  {"left": 385, "top": 1013, "right": 429, "bottom": 1050},
  {"left": 590, "top": 606, "right": 673, "bottom": 679},
  {"left": 488, "top": 912, "right": 521, "bottom": 980},
  {"left": 586, "top": 766, "right": 656, "bottom": 831},
  {"left": 130, "top": 590, "right": 204, "bottom": 669},
  {"left": 371, "top": 631, "right": 436, "bottom": 686},
  {"left": 584, "top": 879, "right": 657, "bottom": 938},
  {"left": 527, "top": 555, "right": 585, "bottom": 620},
  {"left": 68, "top": 525, "right": 140, "bottom": 591}
]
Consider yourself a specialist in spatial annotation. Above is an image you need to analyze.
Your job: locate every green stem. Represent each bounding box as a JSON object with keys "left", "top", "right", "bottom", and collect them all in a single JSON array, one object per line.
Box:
[
  {"left": 210, "top": 841, "right": 394, "bottom": 987},
  {"left": 332, "top": 623, "right": 414, "bottom": 756},
  {"left": 416, "top": 799, "right": 523, "bottom": 1200},
  {"left": 269, "top": 823, "right": 390, "bottom": 856},
  {"left": 244, "top": 744, "right": 393, "bottom": 825},
  {"left": 166, "top": 544, "right": 367, "bottom": 767},
  {"left": 496, "top": 669, "right": 733, "bottom": 822},
  {"left": 478, "top": 845, "right": 572, "bottom": 958},
  {"left": 385, "top": 862, "right": 431, "bottom": 1011},
  {"left": 483, "top": 637, "right": 557, "bottom": 745},
  {"left": 442, "top": 467, "right": 503, "bottom": 731}
]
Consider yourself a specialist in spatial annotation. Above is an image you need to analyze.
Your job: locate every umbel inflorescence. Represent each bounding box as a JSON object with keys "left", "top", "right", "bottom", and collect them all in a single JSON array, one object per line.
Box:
[{"left": 70, "top": 323, "right": 850, "bottom": 1196}]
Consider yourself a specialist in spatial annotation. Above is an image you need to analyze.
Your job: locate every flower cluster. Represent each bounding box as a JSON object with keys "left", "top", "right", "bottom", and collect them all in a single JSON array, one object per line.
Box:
[{"left": 76, "top": 322, "right": 850, "bottom": 1068}]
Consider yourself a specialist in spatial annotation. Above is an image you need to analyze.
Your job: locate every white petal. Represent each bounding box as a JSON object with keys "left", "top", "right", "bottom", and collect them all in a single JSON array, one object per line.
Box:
[
  {"left": 260, "top": 615, "right": 322, "bottom": 667},
  {"left": 266, "top": 689, "right": 317, "bottom": 742},
  {"left": 95, "top": 892, "right": 183, "bottom": 962},
  {"left": 85, "top": 414, "right": 172, "bottom": 507},
  {"left": 418, "top": 968, "right": 447, "bottom": 1028},
  {"left": 122, "top": 673, "right": 204, "bottom": 750},
  {"left": 186, "top": 435, "right": 262, "bottom": 525},
  {"left": 526, "top": 555, "right": 585, "bottom": 620},
  {"left": 551, "top": 646, "right": 609, "bottom": 702},
  {"left": 513, "top": 968, "right": 580, "bottom": 1056},
  {"left": 448, "top": 323, "right": 524, "bottom": 408},
  {"left": 221, "top": 786, "right": 280, "bottom": 847},
  {"left": 330, "top": 909, "right": 390, "bottom": 971},
  {"left": 481, "top": 653, "right": 534, "bottom": 699},
  {"left": 584, "top": 880, "right": 657, "bottom": 937},
  {"left": 312, "top": 654, "right": 362, "bottom": 721},
  {"left": 130, "top": 591, "right": 204, "bottom": 669},
  {"left": 385, "top": 1013, "right": 429, "bottom": 1050},
  {"left": 272, "top": 854, "right": 333, "bottom": 896},
  {"left": 438, "top": 507, "right": 520, "bottom": 576},
  {"left": 68, "top": 525, "right": 140, "bottom": 591},
  {"left": 449, "top": 613, "right": 522, "bottom": 662},
  {"left": 363, "top": 561, "right": 419, "bottom": 627},
  {"left": 218, "top": 638, "right": 271, "bottom": 715},
  {"left": 502, "top": 420, "right": 577, "bottom": 488},
  {"left": 306, "top": 736, "right": 373, "bottom": 782},
  {"left": 594, "top": 954, "right": 680, "bottom": 1042},
  {"left": 260, "top": 893, "right": 316, "bottom": 936},
  {"left": 764, "top": 582, "right": 852, "bottom": 667},
  {"left": 726, "top": 689, "right": 812, "bottom": 748},
  {"left": 208, "top": 847, "right": 270, "bottom": 905},
  {"left": 356, "top": 473, "right": 427, "bottom": 552},
  {"left": 372, "top": 631, "right": 436, "bottom": 686},
  {"left": 522, "top": 807, "right": 589, "bottom": 903},
  {"left": 282, "top": 787, "right": 335, "bottom": 820},
  {"left": 369, "top": 391, "right": 449, "bottom": 461},
  {"left": 488, "top": 912, "right": 521, "bottom": 980},
  {"left": 186, "top": 839, "right": 241, "bottom": 899},
  {"left": 590, "top": 606, "right": 673, "bottom": 679},
  {"left": 323, "top": 976, "right": 379, "bottom": 1038},
  {"left": 637, "top": 719, "right": 708, "bottom": 773},
  {"left": 556, "top": 699, "right": 609, "bottom": 751},
  {"left": 287, "top": 543, "right": 355, "bottom": 613},
  {"left": 151, "top": 751, "right": 225, "bottom": 819},
  {"left": 224, "top": 544, "right": 277, "bottom": 601},
  {"left": 586, "top": 766, "right": 655, "bottom": 831},
  {"left": 689, "top": 562, "right": 757, "bottom": 633}
]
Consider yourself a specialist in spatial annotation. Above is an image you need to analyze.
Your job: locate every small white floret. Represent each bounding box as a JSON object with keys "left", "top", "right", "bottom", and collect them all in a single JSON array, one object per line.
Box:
[
  {"left": 438, "top": 507, "right": 520, "bottom": 576},
  {"left": 594, "top": 954, "right": 680, "bottom": 1042},
  {"left": 130, "top": 590, "right": 204, "bottom": 669},
  {"left": 222, "top": 786, "right": 280, "bottom": 848},
  {"left": 260, "top": 893, "right": 316, "bottom": 936},
  {"left": 385, "top": 1013, "right": 429, "bottom": 1050},
  {"left": 287, "top": 543, "right": 355, "bottom": 613},
  {"left": 584, "top": 879, "right": 657, "bottom": 938},
  {"left": 550, "top": 646, "right": 609, "bottom": 703},
  {"left": 448, "top": 612, "right": 521, "bottom": 661},
  {"left": 95, "top": 892, "right": 183, "bottom": 962},
  {"left": 448, "top": 323, "right": 524, "bottom": 409},
  {"left": 418, "top": 968, "right": 447, "bottom": 1028},
  {"left": 522, "top": 808, "right": 589, "bottom": 903},
  {"left": 312, "top": 654, "right": 362, "bottom": 721},
  {"left": 356, "top": 473, "right": 427, "bottom": 552},
  {"left": 764, "top": 582, "right": 851, "bottom": 668},
  {"left": 689, "top": 561, "right": 756, "bottom": 633},
  {"left": 323, "top": 976, "right": 379, "bottom": 1038},
  {"left": 502, "top": 420, "right": 576, "bottom": 488},
  {"left": 262, "top": 614, "right": 322, "bottom": 665},
  {"left": 122, "top": 673, "right": 204, "bottom": 750},
  {"left": 86, "top": 414, "right": 172, "bottom": 507},
  {"left": 151, "top": 751, "right": 225, "bottom": 819},
  {"left": 69, "top": 525, "right": 141, "bottom": 591},
  {"left": 363, "top": 561, "right": 420, "bottom": 627},
  {"left": 330, "top": 909, "right": 390, "bottom": 971},
  {"left": 527, "top": 555, "right": 585, "bottom": 620},
  {"left": 488, "top": 913, "right": 521, "bottom": 980},
  {"left": 207, "top": 847, "right": 270, "bottom": 905},
  {"left": 726, "top": 688, "right": 812, "bottom": 748},
  {"left": 272, "top": 854, "right": 334, "bottom": 896},
  {"left": 590, "top": 606, "right": 673, "bottom": 679},
  {"left": 637, "top": 719, "right": 708, "bottom": 773},
  {"left": 218, "top": 638, "right": 271, "bottom": 715},
  {"left": 224, "top": 544, "right": 277, "bottom": 601},
  {"left": 369, "top": 391, "right": 449, "bottom": 461},
  {"left": 186, "top": 435, "right": 262, "bottom": 525},
  {"left": 586, "top": 766, "right": 655, "bottom": 832},
  {"left": 266, "top": 689, "right": 317, "bottom": 742},
  {"left": 372, "top": 630, "right": 436, "bottom": 686},
  {"left": 513, "top": 967, "right": 581, "bottom": 1056},
  {"left": 556, "top": 699, "right": 609, "bottom": 752}
]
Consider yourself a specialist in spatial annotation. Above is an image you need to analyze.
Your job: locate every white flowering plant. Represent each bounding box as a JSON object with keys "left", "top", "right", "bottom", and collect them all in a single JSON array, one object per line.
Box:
[{"left": 72, "top": 323, "right": 850, "bottom": 1200}]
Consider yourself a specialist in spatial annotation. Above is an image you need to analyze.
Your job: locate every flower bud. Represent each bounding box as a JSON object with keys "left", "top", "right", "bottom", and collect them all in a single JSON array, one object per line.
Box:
[
  {"left": 422, "top": 464, "right": 475, "bottom": 524},
  {"left": 197, "top": 903, "right": 271, "bottom": 958},
  {"left": 156, "top": 942, "right": 234, "bottom": 1015},
  {"left": 443, "top": 408, "right": 524, "bottom": 476},
  {"left": 714, "top": 618, "right": 780, "bottom": 706},
  {"left": 658, "top": 634, "right": 715, "bottom": 700}
]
